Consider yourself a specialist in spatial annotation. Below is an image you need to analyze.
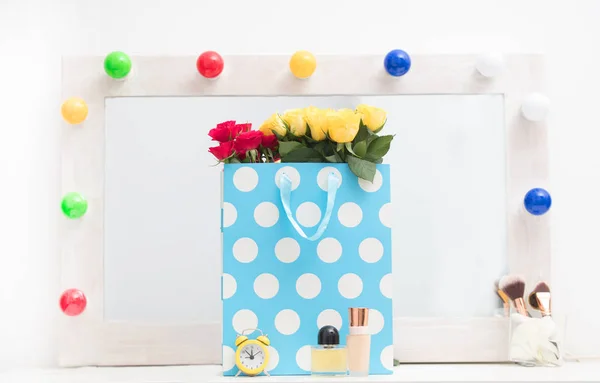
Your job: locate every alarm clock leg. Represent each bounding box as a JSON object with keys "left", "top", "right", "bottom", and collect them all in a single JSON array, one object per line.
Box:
[
  {"left": 235, "top": 371, "right": 242, "bottom": 377},
  {"left": 264, "top": 370, "right": 270, "bottom": 377}
]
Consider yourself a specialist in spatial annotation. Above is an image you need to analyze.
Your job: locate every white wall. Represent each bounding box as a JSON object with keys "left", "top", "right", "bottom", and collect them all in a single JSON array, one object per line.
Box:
[{"left": 1, "top": 0, "right": 599, "bottom": 368}]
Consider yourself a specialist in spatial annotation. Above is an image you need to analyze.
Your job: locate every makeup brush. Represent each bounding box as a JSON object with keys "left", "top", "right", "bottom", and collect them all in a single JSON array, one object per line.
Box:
[
  {"left": 495, "top": 279, "right": 510, "bottom": 316},
  {"left": 528, "top": 281, "right": 551, "bottom": 317},
  {"left": 499, "top": 275, "right": 529, "bottom": 316}
]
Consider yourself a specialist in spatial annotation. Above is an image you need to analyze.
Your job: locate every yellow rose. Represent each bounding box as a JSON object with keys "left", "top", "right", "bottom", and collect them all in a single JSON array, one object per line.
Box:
[
  {"left": 281, "top": 109, "right": 307, "bottom": 137},
  {"left": 302, "top": 106, "right": 328, "bottom": 141},
  {"left": 327, "top": 109, "right": 362, "bottom": 143},
  {"left": 259, "top": 113, "right": 287, "bottom": 136},
  {"left": 356, "top": 104, "right": 387, "bottom": 132}
]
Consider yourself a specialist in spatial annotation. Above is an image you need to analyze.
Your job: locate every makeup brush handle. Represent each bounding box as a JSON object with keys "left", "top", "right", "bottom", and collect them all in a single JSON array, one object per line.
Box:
[
  {"left": 535, "top": 292, "right": 552, "bottom": 317},
  {"left": 514, "top": 298, "right": 530, "bottom": 317}
]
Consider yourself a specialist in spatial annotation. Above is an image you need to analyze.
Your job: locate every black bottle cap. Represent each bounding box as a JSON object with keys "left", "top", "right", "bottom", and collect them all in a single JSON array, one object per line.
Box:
[{"left": 318, "top": 325, "right": 340, "bottom": 345}]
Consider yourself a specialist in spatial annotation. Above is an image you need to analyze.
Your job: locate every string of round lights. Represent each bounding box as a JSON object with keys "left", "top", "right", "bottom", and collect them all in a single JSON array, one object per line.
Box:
[
  {"left": 60, "top": 288, "right": 87, "bottom": 316},
  {"left": 383, "top": 49, "right": 411, "bottom": 77},
  {"left": 61, "top": 192, "right": 88, "bottom": 219},
  {"left": 104, "top": 51, "right": 132, "bottom": 79},
  {"left": 197, "top": 51, "right": 225, "bottom": 79},
  {"left": 475, "top": 52, "right": 505, "bottom": 78},
  {"left": 61, "top": 97, "right": 88, "bottom": 125},
  {"left": 59, "top": 50, "right": 551, "bottom": 314},
  {"left": 289, "top": 50, "right": 317, "bottom": 79},
  {"left": 522, "top": 93, "right": 550, "bottom": 122},
  {"left": 524, "top": 188, "right": 552, "bottom": 216}
]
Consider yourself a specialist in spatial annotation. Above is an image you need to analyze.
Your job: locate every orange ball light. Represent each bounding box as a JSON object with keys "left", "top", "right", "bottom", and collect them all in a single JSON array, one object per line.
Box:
[
  {"left": 61, "top": 97, "right": 88, "bottom": 124},
  {"left": 289, "top": 50, "right": 317, "bottom": 79}
]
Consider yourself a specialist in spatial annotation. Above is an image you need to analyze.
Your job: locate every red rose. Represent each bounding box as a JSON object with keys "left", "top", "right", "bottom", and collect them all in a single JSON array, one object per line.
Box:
[
  {"left": 217, "top": 120, "right": 236, "bottom": 130},
  {"left": 208, "top": 126, "right": 230, "bottom": 142},
  {"left": 261, "top": 134, "right": 278, "bottom": 149},
  {"left": 208, "top": 120, "right": 236, "bottom": 142},
  {"left": 234, "top": 131, "right": 263, "bottom": 153},
  {"left": 231, "top": 123, "right": 252, "bottom": 137},
  {"left": 208, "top": 141, "right": 234, "bottom": 161}
]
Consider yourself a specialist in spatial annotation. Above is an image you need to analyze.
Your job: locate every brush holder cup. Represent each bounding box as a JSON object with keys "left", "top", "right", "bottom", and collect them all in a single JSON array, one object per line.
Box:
[{"left": 508, "top": 311, "right": 565, "bottom": 367}]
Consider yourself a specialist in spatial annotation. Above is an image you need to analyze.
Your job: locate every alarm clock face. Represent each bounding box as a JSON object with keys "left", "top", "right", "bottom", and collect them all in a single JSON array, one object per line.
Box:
[{"left": 239, "top": 343, "right": 266, "bottom": 371}]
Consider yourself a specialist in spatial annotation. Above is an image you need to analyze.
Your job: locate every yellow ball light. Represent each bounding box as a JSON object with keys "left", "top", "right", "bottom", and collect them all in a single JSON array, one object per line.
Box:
[
  {"left": 289, "top": 50, "right": 316, "bottom": 79},
  {"left": 61, "top": 97, "right": 88, "bottom": 124}
]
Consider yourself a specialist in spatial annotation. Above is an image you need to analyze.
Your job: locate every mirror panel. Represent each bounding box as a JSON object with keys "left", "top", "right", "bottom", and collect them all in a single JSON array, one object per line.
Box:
[{"left": 103, "top": 95, "right": 507, "bottom": 323}]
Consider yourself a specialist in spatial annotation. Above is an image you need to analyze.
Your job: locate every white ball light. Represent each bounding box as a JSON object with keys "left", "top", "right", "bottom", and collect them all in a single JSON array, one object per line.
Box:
[
  {"left": 475, "top": 52, "right": 505, "bottom": 78},
  {"left": 521, "top": 93, "right": 550, "bottom": 121}
]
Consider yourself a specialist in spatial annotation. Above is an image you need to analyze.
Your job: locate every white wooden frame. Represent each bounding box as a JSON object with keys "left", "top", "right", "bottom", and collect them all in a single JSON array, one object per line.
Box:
[{"left": 60, "top": 54, "right": 549, "bottom": 366}]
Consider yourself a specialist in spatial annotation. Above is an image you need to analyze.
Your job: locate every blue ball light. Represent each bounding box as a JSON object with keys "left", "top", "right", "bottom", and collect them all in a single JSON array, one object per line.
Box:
[
  {"left": 524, "top": 188, "right": 552, "bottom": 215},
  {"left": 384, "top": 49, "right": 411, "bottom": 77}
]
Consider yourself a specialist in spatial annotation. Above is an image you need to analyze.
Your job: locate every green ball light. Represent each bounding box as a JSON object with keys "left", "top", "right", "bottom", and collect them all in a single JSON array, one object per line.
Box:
[
  {"left": 61, "top": 192, "right": 88, "bottom": 219},
  {"left": 104, "top": 51, "right": 132, "bottom": 79}
]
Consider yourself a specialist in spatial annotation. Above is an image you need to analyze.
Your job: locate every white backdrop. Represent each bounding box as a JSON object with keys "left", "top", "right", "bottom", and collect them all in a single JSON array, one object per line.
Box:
[{"left": 1, "top": 0, "right": 599, "bottom": 368}]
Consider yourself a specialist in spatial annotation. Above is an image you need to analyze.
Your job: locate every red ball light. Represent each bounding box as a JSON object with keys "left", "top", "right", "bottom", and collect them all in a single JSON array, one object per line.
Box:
[
  {"left": 196, "top": 51, "right": 224, "bottom": 78},
  {"left": 60, "top": 288, "right": 87, "bottom": 316}
]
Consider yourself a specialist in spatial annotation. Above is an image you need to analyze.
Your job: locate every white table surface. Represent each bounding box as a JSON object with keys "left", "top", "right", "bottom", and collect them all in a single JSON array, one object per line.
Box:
[{"left": 2, "top": 362, "right": 600, "bottom": 382}]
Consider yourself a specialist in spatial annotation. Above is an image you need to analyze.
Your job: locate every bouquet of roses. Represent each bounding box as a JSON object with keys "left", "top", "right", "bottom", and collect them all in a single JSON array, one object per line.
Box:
[
  {"left": 208, "top": 121, "right": 280, "bottom": 163},
  {"left": 207, "top": 104, "right": 392, "bottom": 182}
]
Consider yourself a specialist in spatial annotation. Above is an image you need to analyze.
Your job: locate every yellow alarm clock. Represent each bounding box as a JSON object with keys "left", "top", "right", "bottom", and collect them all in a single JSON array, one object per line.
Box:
[{"left": 234, "top": 328, "right": 271, "bottom": 377}]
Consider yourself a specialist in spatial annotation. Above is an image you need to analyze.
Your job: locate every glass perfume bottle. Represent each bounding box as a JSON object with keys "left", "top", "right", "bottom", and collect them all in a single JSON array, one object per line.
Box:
[{"left": 311, "top": 325, "right": 347, "bottom": 376}]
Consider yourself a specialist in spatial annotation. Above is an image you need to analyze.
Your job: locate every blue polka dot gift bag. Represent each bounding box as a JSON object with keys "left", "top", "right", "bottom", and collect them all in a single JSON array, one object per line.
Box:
[{"left": 221, "top": 163, "right": 393, "bottom": 376}]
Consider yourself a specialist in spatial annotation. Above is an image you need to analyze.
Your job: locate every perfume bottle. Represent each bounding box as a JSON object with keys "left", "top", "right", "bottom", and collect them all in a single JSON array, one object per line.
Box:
[
  {"left": 347, "top": 307, "right": 371, "bottom": 376},
  {"left": 311, "top": 325, "right": 347, "bottom": 376}
]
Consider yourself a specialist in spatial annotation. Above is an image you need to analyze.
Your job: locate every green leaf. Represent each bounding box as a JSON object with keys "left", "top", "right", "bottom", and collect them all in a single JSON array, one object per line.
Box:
[
  {"left": 304, "top": 134, "right": 318, "bottom": 144},
  {"left": 325, "top": 152, "right": 343, "bottom": 163},
  {"left": 229, "top": 158, "right": 241, "bottom": 164},
  {"left": 313, "top": 142, "right": 328, "bottom": 155},
  {"left": 364, "top": 152, "right": 383, "bottom": 162},
  {"left": 279, "top": 141, "right": 303, "bottom": 156},
  {"left": 285, "top": 131, "right": 297, "bottom": 141},
  {"left": 273, "top": 131, "right": 286, "bottom": 141},
  {"left": 366, "top": 134, "right": 378, "bottom": 148},
  {"left": 345, "top": 142, "right": 358, "bottom": 157},
  {"left": 366, "top": 135, "right": 394, "bottom": 159},
  {"left": 347, "top": 155, "right": 376, "bottom": 182},
  {"left": 353, "top": 140, "right": 368, "bottom": 158},
  {"left": 363, "top": 154, "right": 383, "bottom": 164},
  {"left": 353, "top": 123, "right": 370, "bottom": 144},
  {"left": 318, "top": 142, "right": 333, "bottom": 157},
  {"left": 393, "top": 359, "right": 400, "bottom": 367},
  {"left": 281, "top": 147, "right": 323, "bottom": 162},
  {"left": 329, "top": 142, "right": 345, "bottom": 161},
  {"left": 305, "top": 126, "right": 312, "bottom": 139},
  {"left": 266, "top": 148, "right": 274, "bottom": 162},
  {"left": 336, "top": 142, "right": 345, "bottom": 152}
]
